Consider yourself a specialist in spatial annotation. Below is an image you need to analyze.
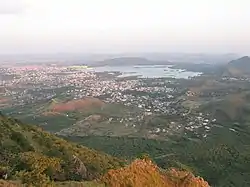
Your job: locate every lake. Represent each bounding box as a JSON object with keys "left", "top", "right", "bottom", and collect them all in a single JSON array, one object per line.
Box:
[{"left": 91, "top": 65, "right": 201, "bottom": 79}]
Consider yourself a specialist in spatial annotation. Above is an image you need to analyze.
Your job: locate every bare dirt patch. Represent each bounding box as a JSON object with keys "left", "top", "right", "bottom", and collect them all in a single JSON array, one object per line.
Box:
[{"left": 51, "top": 97, "right": 105, "bottom": 113}]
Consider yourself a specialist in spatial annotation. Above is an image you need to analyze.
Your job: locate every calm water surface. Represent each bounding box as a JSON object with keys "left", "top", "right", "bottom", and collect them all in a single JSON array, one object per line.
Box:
[{"left": 91, "top": 65, "right": 201, "bottom": 79}]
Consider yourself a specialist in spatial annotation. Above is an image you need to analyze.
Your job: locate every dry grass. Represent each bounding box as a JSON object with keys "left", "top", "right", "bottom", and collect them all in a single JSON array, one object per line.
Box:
[
  {"left": 102, "top": 159, "right": 209, "bottom": 187},
  {"left": 165, "top": 168, "right": 210, "bottom": 187},
  {"left": 0, "top": 180, "right": 22, "bottom": 187}
]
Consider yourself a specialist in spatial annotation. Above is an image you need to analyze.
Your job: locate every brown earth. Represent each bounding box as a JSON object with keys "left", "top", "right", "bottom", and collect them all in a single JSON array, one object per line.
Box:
[
  {"left": 51, "top": 97, "right": 105, "bottom": 113},
  {"left": 0, "top": 98, "right": 9, "bottom": 103},
  {"left": 0, "top": 98, "right": 10, "bottom": 107}
]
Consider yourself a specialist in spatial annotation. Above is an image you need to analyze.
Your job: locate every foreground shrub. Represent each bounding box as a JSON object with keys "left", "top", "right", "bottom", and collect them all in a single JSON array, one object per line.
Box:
[{"left": 102, "top": 159, "right": 209, "bottom": 187}]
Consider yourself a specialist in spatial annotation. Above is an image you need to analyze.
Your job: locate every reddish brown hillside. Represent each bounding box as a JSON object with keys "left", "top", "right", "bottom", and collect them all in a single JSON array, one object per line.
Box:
[
  {"left": 102, "top": 159, "right": 209, "bottom": 187},
  {"left": 0, "top": 98, "right": 8, "bottom": 103},
  {"left": 51, "top": 97, "right": 105, "bottom": 112}
]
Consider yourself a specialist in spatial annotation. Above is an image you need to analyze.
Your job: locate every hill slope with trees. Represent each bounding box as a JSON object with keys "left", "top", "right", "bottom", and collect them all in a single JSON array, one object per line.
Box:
[
  {"left": 0, "top": 113, "right": 211, "bottom": 186},
  {"left": 0, "top": 113, "right": 123, "bottom": 186}
]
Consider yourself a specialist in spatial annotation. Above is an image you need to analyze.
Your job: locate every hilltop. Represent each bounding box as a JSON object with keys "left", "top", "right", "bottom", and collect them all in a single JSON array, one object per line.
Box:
[
  {"left": 228, "top": 56, "right": 250, "bottom": 69},
  {"left": 224, "top": 56, "right": 250, "bottom": 77}
]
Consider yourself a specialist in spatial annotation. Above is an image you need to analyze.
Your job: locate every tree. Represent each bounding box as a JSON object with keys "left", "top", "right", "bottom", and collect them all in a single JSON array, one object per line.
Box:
[{"left": 16, "top": 152, "right": 61, "bottom": 186}]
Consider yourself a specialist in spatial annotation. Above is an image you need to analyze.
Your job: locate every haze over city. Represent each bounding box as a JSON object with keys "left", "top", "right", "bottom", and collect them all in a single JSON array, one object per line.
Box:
[{"left": 0, "top": 0, "right": 250, "bottom": 55}]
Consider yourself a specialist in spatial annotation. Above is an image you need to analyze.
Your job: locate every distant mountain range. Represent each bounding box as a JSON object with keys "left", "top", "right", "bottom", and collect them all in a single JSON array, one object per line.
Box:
[
  {"left": 91, "top": 57, "right": 171, "bottom": 66},
  {"left": 228, "top": 56, "right": 250, "bottom": 70},
  {"left": 0, "top": 53, "right": 238, "bottom": 65}
]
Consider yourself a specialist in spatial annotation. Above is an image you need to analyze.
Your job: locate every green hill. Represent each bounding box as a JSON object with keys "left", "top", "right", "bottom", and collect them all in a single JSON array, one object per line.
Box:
[
  {"left": 0, "top": 113, "right": 211, "bottom": 187},
  {"left": 0, "top": 113, "right": 123, "bottom": 186},
  {"left": 228, "top": 56, "right": 250, "bottom": 70},
  {"left": 224, "top": 56, "right": 250, "bottom": 77}
]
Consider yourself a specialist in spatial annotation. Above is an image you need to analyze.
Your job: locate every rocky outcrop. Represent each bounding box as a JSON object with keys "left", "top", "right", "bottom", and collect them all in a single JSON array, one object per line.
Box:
[{"left": 65, "top": 155, "right": 88, "bottom": 181}]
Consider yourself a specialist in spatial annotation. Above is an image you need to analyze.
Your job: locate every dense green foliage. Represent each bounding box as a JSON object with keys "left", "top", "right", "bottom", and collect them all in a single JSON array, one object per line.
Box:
[
  {"left": 63, "top": 136, "right": 173, "bottom": 159},
  {"left": 64, "top": 127, "right": 250, "bottom": 187},
  {"left": 0, "top": 113, "right": 123, "bottom": 185}
]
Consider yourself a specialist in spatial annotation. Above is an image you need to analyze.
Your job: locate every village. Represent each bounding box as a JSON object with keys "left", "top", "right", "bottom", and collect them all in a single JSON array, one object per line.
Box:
[{"left": 0, "top": 64, "right": 217, "bottom": 139}]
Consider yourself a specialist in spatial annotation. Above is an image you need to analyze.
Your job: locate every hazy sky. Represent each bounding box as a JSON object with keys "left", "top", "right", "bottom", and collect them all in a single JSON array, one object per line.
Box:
[{"left": 0, "top": 0, "right": 250, "bottom": 54}]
